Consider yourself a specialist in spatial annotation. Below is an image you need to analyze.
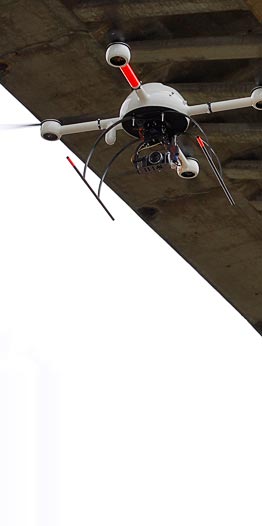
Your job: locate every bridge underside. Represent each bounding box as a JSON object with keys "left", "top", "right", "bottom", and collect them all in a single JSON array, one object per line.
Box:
[{"left": 1, "top": 0, "right": 262, "bottom": 334}]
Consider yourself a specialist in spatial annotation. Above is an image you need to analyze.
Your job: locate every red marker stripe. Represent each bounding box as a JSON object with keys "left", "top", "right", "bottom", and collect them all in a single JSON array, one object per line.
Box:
[
  {"left": 66, "top": 156, "right": 75, "bottom": 167},
  {"left": 196, "top": 136, "right": 205, "bottom": 149},
  {"left": 120, "top": 64, "right": 141, "bottom": 89}
]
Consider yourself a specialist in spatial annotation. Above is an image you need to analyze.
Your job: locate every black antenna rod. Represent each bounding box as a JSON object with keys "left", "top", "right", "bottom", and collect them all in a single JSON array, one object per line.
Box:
[
  {"left": 196, "top": 137, "right": 235, "bottom": 206},
  {"left": 66, "top": 156, "right": 115, "bottom": 221}
]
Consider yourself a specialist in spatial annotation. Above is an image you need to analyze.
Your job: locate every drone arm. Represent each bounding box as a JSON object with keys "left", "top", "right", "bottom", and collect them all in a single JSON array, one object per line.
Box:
[
  {"left": 188, "top": 96, "right": 252, "bottom": 116},
  {"left": 187, "top": 87, "right": 262, "bottom": 116},
  {"left": 41, "top": 117, "right": 121, "bottom": 144},
  {"left": 60, "top": 117, "right": 121, "bottom": 136}
]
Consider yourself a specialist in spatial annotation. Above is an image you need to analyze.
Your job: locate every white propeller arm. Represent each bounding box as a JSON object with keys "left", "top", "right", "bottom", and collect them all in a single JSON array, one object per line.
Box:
[
  {"left": 61, "top": 117, "right": 121, "bottom": 136},
  {"left": 187, "top": 87, "right": 262, "bottom": 116},
  {"left": 41, "top": 117, "right": 121, "bottom": 144}
]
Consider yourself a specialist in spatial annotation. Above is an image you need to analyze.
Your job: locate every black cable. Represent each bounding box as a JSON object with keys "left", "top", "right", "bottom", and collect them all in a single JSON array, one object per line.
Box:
[
  {"left": 187, "top": 115, "right": 210, "bottom": 144},
  {"left": 134, "top": 142, "right": 148, "bottom": 174},
  {"left": 132, "top": 141, "right": 146, "bottom": 172},
  {"left": 82, "top": 107, "right": 233, "bottom": 205},
  {"left": 202, "top": 139, "right": 223, "bottom": 177},
  {"left": 194, "top": 135, "right": 235, "bottom": 204},
  {"left": 83, "top": 116, "right": 132, "bottom": 181},
  {"left": 197, "top": 142, "right": 235, "bottom": 205},
  {"left": 163, "top": 109, "right": 234, "bottom": 205},
  {"left": 181, "top": 114, "right": 225, "bottom": 186},
  {"left": 185, "top": 133, "right": 235, "bottom": 205},
  {"left": 162, "top": 108, "right": 213, "bottom": 149},
  {"left": 98, "top": 138, "right": 139, "bottom": 199},
  {"left": 187, "top": 118, "right": 224, "bottom": 176},
  {"left": 66, "top": 156, "right": 114, "bottom": 221}
]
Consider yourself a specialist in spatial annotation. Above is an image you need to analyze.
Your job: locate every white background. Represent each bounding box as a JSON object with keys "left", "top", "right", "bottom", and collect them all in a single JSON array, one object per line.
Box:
[{"left": 0, "top": 85, "right": 262, "bottom": 526}]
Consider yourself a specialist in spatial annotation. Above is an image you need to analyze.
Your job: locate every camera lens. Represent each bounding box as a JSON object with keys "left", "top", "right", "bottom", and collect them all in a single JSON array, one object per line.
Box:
[{"left": 148, "top": 151, "right": 163, "bottom": 165}]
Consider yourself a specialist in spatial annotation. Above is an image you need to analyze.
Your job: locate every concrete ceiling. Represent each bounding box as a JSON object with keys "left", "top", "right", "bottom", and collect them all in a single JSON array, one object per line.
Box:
[{"left": 1, "top": 0, "right": 262, "bottom": 334}]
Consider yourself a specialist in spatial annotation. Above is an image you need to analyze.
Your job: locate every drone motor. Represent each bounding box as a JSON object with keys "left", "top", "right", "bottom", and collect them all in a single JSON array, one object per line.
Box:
[
  {"left": 41, "top": 119, "right": 61, "bottom": 141},
  {"left": 251, "top": 86, "right": 262, "bottom": 110},
  {"left": 177, "top": 157, "right": 199, "bottom": 179},
  {"left": 105, "top": 42, "right": 131, "bottom": 68}
]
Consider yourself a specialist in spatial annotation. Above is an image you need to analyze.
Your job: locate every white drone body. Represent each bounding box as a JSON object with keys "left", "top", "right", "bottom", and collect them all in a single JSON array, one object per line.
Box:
[{"left": 41, "top": 41, "right": 262, "bottom": 180}]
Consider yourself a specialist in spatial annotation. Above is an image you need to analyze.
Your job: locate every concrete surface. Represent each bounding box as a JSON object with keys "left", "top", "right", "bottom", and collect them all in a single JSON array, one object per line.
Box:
[{"left": 1, "top": 0, "right": 262, "bottom": 334}]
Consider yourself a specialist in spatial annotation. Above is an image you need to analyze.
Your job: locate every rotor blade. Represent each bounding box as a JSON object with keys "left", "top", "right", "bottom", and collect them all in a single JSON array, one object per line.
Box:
[
  {"left": 0, "top": 122, "right": 40, "bottom": 130},
  {"left": 104, "top": 7, "right": 125, "bottom": 45}
]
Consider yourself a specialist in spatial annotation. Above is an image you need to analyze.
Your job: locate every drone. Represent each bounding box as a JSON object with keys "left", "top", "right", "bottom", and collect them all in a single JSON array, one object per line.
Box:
[{"left": 4, "top": 42, "right": 262, "bottom": 220}]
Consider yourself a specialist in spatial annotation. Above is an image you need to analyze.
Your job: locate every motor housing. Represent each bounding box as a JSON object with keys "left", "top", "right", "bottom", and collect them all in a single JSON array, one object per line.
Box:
[
  {"left": 106, "top": 42, "right": 131, "bottom": 68},
  {"left": 41, "top": 120, "right": 61, "bottom": 141},
  {"left": 251, "top": 87, "right": 262, "bottom": 110}
]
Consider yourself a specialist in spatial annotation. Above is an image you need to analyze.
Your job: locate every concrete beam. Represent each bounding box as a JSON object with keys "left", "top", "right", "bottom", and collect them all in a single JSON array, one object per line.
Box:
[
  {"left": 130, "top": 35, "right": 262, "bottom": 62},
  {"left": 245, "top": 0, "right": 262, "bottom": 22},
  {"left": 199, "top": 123, "right": 262, "bottom": 143},
  {"left": 224, "top": 160, "right": 262, "bottom": 180},
  {"left": 250, "top": 201, "right": 262, "bottom": 211},
  {"left": 172, "top": 83, "right": 254, "bottom": 102},
  {"left": 74, "top": 0, "right": 248, "bottom": 22}
]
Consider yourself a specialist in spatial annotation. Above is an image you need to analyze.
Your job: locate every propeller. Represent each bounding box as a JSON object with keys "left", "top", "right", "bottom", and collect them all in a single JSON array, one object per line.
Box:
[
  {"left": 107, "top": 28, "right": 126, "bottom": 46},
  {"left": 104, "top": 1, "right": 126, "bottom": 46},
  {"left": 0, "top": 122, "right": 40, "bottom": 130}
]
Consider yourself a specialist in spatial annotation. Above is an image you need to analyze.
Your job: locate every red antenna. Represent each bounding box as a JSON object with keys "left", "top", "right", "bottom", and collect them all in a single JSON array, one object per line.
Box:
[
  {"left": 120, "top": 64, "right": 141, "bottom": 90},
  {"left": 196, "top": 136, "right": 205, "bottom": 149}
]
